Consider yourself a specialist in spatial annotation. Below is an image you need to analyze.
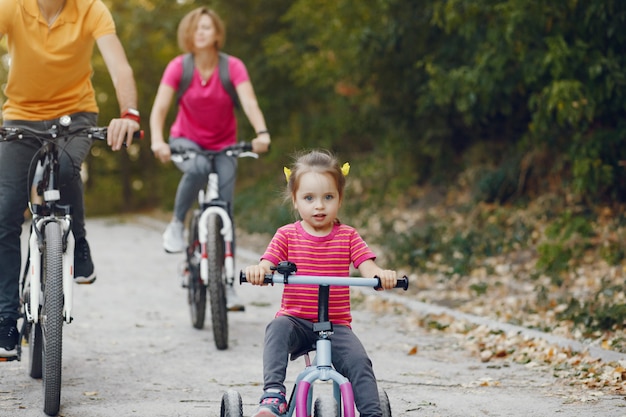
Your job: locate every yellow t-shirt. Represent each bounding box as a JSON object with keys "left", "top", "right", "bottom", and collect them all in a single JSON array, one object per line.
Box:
[{"left": 0, "top": 0, "right": 116, "bottom": 120}]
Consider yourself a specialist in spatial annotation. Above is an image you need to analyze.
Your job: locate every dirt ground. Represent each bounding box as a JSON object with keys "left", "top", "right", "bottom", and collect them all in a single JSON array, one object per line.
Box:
[{"left": 1, "top": 215, "right": 625, "bottom": 417}]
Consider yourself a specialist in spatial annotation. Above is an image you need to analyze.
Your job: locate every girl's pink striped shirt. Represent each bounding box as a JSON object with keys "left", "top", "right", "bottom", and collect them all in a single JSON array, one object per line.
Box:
[{"left": 261, "top": 221, "right": 376, "bottom": 327}]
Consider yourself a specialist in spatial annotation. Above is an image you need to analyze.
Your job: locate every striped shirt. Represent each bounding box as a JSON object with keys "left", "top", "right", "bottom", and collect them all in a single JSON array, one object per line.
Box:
[{"left": 261, "top": 221, "right": 376, "bottom": 327}]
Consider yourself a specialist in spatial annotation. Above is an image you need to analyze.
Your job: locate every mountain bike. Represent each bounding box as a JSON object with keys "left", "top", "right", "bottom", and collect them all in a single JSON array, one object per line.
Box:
[
  {"left": 0, "top": 115, "right": 141, "bottom": 416},
  {"left": 223, "top": 261, "right": 409, "bottom": 417},
  {"left": 171, "top": 143, "right": 258, "bottom": 351}
]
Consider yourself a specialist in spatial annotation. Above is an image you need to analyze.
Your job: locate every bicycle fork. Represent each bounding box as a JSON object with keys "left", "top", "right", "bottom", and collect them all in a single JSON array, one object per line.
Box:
[
  {"left": 293, "top": 336, "right": 356, "bottom": 417},
  {"left": 197, "top": 206, "right": 234, "bottom": 286},
  {"left": 25, "top": 215, "right": 75, "bottom": 325}
]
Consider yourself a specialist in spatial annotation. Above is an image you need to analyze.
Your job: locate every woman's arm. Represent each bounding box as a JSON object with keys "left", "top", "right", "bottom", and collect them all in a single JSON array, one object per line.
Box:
[
  {"left": 149, "top": 83, "right": 176, "bottom": 163},
  {"left": 236, "top": 81, "right": 271, "bottom": 153}
]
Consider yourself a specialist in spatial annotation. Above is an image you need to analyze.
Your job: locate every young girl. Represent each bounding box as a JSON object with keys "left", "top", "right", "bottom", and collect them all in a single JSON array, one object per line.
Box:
[{"left": 244, "top": 150, "right": 397, "bottom": 417}]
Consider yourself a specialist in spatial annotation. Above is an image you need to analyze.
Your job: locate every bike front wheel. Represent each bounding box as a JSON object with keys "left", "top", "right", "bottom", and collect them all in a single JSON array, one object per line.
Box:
[
  {"left": 41, "top": 221, "right": 64, "bottom": 416},
  {"left": 187, "top": 211, "right": 207, "bottom": 329},
  {"left": 220, "top": 389, "right": 243, "bottom": 417},
  {"left": 206, "top": 213, "right": 228, "bottom": 350}
]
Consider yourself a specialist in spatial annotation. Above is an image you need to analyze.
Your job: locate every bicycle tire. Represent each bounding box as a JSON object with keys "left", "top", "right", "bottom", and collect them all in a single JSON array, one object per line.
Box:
[
  {"left": 41, "top": 221, "right": 64, "bottom": 416},
  {"left": 207, "top": 212, "right": 228, "bottom": 350},
  {"left": 28, "top": 321, "right": 43, "bottom": 379},
  {"left": 314, "top": 393, "right": 338, "bottom": 417},
  {"left": 187, "top": 211, "right": 207, "bottom": 329},
  {"left": 220, "top": 389, "right": 243, "bottom": 417},
  {"left": 378, "top": 388, "right": 392, "bottom": 417}
]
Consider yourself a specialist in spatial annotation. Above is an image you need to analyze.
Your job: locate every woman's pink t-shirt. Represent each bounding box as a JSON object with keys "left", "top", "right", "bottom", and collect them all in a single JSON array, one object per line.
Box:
[
  {"left": 160, "top": 54, "right": 249, "bottom": 150},
  {"left": 261, "top": 221, "right": 377, "bottom": 327}
]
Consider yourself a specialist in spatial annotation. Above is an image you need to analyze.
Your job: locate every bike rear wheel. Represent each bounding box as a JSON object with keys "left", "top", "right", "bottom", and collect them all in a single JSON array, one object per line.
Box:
[
  {"left": 379, "top": 388, "right": 392, "bottom": 417},
  {"left": 207, "top": 213, "right": 228, "bottom": 350},
  {"left": 187, "top": 211, "right": 207, "bottom": 329},
  {"left": 42, "top": 221, "right": 64, "bottom": 416},
  {"left": 28, "top": 321, "right": 43, "bottom": 379}
]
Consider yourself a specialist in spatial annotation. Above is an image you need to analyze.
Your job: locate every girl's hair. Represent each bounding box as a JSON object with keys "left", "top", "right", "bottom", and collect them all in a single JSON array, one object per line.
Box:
[
  {"left": 177, "top": 7, "right": 225, "bottom": 53},
  {"left": 286, "top": 149, "right": 347, "bottom": 202}
]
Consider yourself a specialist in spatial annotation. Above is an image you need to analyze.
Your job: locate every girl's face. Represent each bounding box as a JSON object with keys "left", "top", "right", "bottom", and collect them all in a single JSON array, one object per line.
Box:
[
  {"left": 293, "top": 171, "right": 341, "bottom": 236},
  {"left": 193, "top": 14, "right": 217, "bottom": 50}
]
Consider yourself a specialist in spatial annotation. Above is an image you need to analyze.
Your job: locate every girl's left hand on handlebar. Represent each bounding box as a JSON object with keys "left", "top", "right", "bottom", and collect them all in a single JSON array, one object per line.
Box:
[
  {"left": 377, "top": 270, "right": 398, "bottom": 291},
  {"left": 107, "top": 118, "right": 140, "bottom": 151}
]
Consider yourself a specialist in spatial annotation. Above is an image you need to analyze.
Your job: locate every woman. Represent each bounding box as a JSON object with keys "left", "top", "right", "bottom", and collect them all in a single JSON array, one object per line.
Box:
[{"left": 149, "top": 7, "right": 270, "bottom": 311}]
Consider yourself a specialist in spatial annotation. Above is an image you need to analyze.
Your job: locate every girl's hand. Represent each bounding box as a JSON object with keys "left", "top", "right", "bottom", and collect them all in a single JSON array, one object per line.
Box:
[
  {"left": 377, "top": 269, "right": 398, "bottom": 290},
  {"left": 244, "top": 264, "right": 270, "bottom": 286}
]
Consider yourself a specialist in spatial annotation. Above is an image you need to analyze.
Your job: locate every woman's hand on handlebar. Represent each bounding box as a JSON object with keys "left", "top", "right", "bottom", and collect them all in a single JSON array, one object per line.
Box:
[
  {"left": 107, "top": 118, "right": 140, "bottom": 151},
  {"left": 244, "top": 261, "right": 274, "bottom": 285},
  {"left": 251, "top": 134, "right": 271, "bottom": 154},
  {"left": 151, "top": 142, "right": 171, "bottom": 163}
]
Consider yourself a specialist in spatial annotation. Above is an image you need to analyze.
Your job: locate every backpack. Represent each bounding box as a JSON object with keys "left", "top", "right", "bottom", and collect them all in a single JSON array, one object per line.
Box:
[{"left": 176, "top": 52, "right": 241, "bottom": 109}]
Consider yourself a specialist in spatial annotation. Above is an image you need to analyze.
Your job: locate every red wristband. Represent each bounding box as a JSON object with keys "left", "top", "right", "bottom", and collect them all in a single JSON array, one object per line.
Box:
[{"left": 121, "top": 108, "right": 140, "bottom": 124}]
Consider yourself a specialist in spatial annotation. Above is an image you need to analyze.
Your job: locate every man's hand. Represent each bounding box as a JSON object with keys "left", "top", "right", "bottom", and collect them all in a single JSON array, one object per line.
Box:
[{"left": 107, "top": 118, "right": 140, "bottom": 151}]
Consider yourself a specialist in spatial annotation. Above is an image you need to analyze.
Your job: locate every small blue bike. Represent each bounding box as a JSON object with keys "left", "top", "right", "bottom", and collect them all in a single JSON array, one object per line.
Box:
[{"left": 221, "top": 261, "right": 409, "bottom": 417}]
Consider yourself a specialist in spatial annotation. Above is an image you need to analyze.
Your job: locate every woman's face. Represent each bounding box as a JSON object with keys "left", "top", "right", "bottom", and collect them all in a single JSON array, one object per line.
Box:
[{"left": 193, "top": 14, "right": 218, "bottom": 50}]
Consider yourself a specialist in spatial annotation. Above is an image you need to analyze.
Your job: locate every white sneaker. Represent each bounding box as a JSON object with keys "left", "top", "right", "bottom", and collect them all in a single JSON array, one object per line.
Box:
[
  {"left": 163, "top": 220, "right": 185, "bottom": 253},
  {"left": 226, "top": 283, "right": 245, "bottom": 312}
]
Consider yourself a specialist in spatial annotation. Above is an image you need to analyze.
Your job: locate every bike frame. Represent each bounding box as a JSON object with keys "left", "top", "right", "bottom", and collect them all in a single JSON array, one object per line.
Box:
[
  {"left": 1, "top": 116, "right": 141, "bottom": 416},
  {"left": 239, "top": 262, "right": 409, "bottom": 417}
]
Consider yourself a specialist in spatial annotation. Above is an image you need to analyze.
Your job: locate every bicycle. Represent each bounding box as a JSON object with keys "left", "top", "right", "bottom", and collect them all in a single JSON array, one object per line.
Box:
[
  {"left": 0, "top": 115, "right": 141, "bottom": 416},
  {"left": 170, "top": 143, "right": 258, "bottom": 351},
  {"left": 222, "top": 261, "right": 409, "bottom": 417}
]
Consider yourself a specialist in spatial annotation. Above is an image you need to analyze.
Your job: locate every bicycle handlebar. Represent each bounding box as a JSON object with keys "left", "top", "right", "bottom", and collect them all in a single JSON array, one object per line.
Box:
[
  {"left": 0, "top": 126, "right": 143, "bottom": 142},
  {"left": 239, "top": 271, "right": 409, "bottom": 291},
  {"left": 170, "top": 142, "right": 257, "bottom": 163}
]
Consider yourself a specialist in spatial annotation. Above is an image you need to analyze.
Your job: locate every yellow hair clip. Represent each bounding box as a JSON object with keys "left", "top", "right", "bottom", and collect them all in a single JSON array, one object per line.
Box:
[
  {"left": 283, "top": 163, "right": 350, "bottom": 183},
  {"left": 341, "top": 162, "right": 350, "bottom": 177}
]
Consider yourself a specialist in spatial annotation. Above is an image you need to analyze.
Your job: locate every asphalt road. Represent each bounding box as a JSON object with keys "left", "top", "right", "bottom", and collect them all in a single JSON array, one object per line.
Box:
[{"left": 1, "top": 216, "right": 624, "bottom": 417}]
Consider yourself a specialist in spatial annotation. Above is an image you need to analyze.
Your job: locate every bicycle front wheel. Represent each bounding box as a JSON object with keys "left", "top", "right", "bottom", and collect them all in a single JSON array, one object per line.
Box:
[
  {"left": 206, "top": 213, "right": 228, "bottom": 350},
  {"left": 187, "top": 211, "right": 206, "bottom": 329},
  {"left": 220, "top": 389, "right": 243, "bottom": 417},
  {"left": 41, "top": 221, "right": 64, "bottom": 416}
]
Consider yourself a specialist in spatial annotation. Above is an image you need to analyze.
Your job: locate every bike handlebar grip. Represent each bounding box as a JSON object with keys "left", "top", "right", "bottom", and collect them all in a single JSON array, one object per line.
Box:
[
  {"left": 239, "top": 271, "right": 274, "bottom": 285},
  {"left": 373, "top": 276, "right": 409, "bottom": 291},
  {"left": 397, "top": 276, "right": 409, "bottom": 290}
]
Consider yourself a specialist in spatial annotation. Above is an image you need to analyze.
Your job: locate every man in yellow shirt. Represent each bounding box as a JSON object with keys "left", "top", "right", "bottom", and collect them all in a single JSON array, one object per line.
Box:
[{"left": 0, "top": 0, "right": 140, "bottom": 358}]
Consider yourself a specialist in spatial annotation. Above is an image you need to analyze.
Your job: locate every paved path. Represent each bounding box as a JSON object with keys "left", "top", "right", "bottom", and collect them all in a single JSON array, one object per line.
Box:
[{"left": 0, "top": 216, "right": 624, "bottom": 416}]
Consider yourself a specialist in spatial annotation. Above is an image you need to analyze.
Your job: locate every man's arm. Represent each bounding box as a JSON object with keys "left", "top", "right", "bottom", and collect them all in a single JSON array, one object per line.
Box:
[{"left": 96, "top": 33, "right": 140, "bottom": 151}]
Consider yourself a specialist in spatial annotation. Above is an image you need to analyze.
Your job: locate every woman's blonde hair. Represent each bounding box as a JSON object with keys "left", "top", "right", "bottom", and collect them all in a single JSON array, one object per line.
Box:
[
  {"left": 177, "top": 7, "right": 225, "bottom": 53},
  {"left": 286, "top": 150, "right": 347, "bottom": 203}
]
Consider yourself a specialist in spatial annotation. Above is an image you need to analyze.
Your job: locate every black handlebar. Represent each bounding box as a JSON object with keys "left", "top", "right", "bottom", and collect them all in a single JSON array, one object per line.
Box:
[{"left": 0, "top": 126, "right": 143, "bottom": 142}]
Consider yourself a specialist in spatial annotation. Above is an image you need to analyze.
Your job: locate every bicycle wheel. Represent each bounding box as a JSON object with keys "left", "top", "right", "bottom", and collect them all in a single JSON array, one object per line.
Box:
[
  {"left": 314, "top": 393, "right": 338, "bottom": 417},
  {"left": 378, "top": 388, "right": 392, "bottom": 417},
  {"left": 220, "top": 389, "right": 243, "bottom": 417},
  {"left": 206, "top": 212, "right": 228, "bottom": 350},
  {"left": 28, "top": 321, "right": 43, "bottom": 379},
  {"left": 187, "top": 211, "right": 206, "bottom": 329},
  {"left": 41, "top": 221, "right": 64, "bottom": 416}
]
